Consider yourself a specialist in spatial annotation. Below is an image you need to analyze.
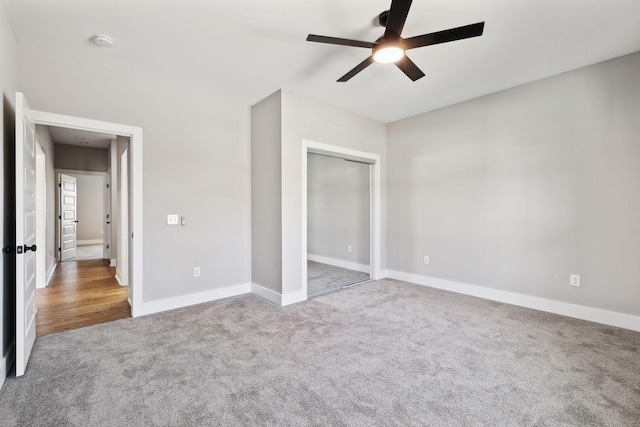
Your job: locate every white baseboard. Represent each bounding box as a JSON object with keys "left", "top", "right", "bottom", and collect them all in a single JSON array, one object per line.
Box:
[
  {"left": 251, "top": 283, "right": 282, "bottom": 305},
  {"left": 385, "top": 270, "right": 640, "bottom": 332},
  {"left": 251, "top": 283, "right": 308, "bottom": 306},
  {"left": 1, "top": 341, "right": 15, "bottom": 390},
  {"left": 45, "top": 262, "right": 57, "bottom": 286},
  {"left": 307, "top": 253, "right": 370, "bottom": 274},
  {"left": 136, "top": 283, "right": 251, "bottom": 317},
  {"left": 77, "top": 239, "right": 103, "bottom": 245},
  {"left": 282, "top": 290, "right": 307, "bottom": 306},
  {"left": 109, "top": 258, "right": 116, "bottom": 267},
  {"left": 114, "top": 268, "right": 127, "bottom": 287}
]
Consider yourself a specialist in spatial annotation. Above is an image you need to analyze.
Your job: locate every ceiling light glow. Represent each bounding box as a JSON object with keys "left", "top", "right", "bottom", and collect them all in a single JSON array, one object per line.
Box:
[{"left": 373, "top": 45, "right": 404, "bottom": 63}]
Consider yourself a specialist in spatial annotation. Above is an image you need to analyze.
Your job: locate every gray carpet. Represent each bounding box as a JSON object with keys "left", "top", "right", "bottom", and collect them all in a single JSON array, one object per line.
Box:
[
  {"left": 307, "top": 260, "right": 370, "bottom": 295},
  {"left": 1, "top": 279, "right": 639, "bottom": 426}
]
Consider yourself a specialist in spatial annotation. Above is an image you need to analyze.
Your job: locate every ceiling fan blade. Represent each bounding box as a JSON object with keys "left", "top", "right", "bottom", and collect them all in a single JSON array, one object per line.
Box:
[
  {"left": 384, "top": 0, "right": 413, "bottom": 38},
  {"left": 395, "top": 56, "right": 425, "bottom": 81},
  {"left": 403, "top": 22, "right": 485, "bottom": 50},
  {"left": 337, "top": 56, "right": 375, "bottom": 82},
  {"left": 306, "top": 34, "right": 374, "bottom": 49}
]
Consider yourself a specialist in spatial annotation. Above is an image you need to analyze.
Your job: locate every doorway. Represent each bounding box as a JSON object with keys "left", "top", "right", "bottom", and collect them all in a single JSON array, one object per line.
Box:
[
  {"left": 14, "top": 91, "right": 143, "bottom": 376},
  {"left": 301, "top": 140, "right": 382, "bottom": 300},
  {"left": 307, "top": 153, "right": 371, "bottom": 296},
  {"left": 56, "top": 171, "right": 108, "bottom": 263},
  {"left": 37, "top": 128, "right": 131, "bottom": 336}
]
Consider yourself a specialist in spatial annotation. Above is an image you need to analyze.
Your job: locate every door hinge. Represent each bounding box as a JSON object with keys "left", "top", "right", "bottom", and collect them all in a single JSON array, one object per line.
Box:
[
  {"left": 58, "top": 215, "right": 61, "bottom": 219},
  {"left": 58, "top": 247, "right": 61, "bottom": 252},
  {"left": 58, "top": 183, "right": 61, "bottom": 187},
  {"left": 131, "top": 233, "right": 134, "bottom": 239},
  {"left": 106, "top": 244, "right": 109, "bottom": 249},
  {"left": 107, "top": 184, "right": 110, "bottom": 188}
]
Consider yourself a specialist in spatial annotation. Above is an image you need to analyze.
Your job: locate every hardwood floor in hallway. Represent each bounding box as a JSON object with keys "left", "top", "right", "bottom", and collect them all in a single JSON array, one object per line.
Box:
[{"left": 36, "top": 259, "right": 131, "bottom": 337}]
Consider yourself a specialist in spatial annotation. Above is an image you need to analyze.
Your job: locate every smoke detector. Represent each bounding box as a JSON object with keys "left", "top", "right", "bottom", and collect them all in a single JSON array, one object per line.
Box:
[{"left": 92, "top": 34, "right": 114, "bottom": 47}]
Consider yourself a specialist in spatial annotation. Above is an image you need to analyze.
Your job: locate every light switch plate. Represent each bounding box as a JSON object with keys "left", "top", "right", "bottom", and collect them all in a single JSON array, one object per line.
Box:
[{"left": 167, "top": 214, "right": 179, "bottom": 225}]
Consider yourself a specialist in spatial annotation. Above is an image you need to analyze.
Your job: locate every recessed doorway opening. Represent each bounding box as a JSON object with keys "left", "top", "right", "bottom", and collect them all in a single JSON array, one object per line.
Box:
[
  {"left": 307, "top": 153, "right": 371, "bottom": 296},
  {"left": 301, "top": 140, "right": 382, "bottom": 299},
  {"left": 36, "top": 125, "right": 133, "bottom": 336}
]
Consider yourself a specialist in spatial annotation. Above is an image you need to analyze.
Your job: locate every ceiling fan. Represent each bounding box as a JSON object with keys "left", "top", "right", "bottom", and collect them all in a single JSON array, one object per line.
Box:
[{"left": 306, "top": 0, "right": 485, "bottom": 82}]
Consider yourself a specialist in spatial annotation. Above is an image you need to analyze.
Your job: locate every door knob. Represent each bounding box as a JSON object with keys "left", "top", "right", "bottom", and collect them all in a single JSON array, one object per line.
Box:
[
  {"left": 106, "top": 221, "right": 111, "bottom": 224},
  {"left": 74, "top": 220, "right": 79, "bottom": 223}
]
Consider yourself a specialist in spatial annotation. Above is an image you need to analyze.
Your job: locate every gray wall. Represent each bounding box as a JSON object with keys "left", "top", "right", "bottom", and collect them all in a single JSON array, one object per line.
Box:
[
  {"left": 18, "top": 46, "right": 251, "bottom": 303},
  {"left": 280, "top": 90, "right": 386, "bottom": 294},
  {"left": 34, "top": 125, "right": 56, "bottom": 274},
  {"left": 54, "top": 144, "right": 109, "bottom": 172},
  {"left": 250, "top": 91, "right": 282, "bottom": 292},
  {"left": 1, "top": 0, "right": 16, "bottom": 384},
  {"left": 75, "top": 174, "right": 104, "bottom": 242},
  {"left": 307, "top": 153, "right": 370, "bottom": 266},
  {"left": 387, "top": 51, "right": 640, "bottom": 316}
]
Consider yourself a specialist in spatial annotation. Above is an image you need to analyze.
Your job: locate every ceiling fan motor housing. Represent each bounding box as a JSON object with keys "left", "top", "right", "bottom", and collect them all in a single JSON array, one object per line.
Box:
[{"left": 378, "top": 10, "right": 390, "bottom": 27}]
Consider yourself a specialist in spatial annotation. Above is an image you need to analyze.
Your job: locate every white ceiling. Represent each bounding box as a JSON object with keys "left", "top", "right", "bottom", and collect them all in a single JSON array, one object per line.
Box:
[
  {"left": 5, "top": 0, "right": 640, "bottom": 123},
  {"left": 48, "top": 126, "right": 115, "bottom": 149}
]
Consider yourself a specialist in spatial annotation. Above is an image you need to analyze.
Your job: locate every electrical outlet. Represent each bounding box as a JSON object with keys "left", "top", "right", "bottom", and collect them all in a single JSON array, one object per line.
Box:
[
  {"left": 194, "top": 267, "right": 201, "bottom": 277},
  {"left": 423, "top": 256, "right": 430, "bottom": 265},
  {"left": 348, "top": 245, "right": 352, "bottom": 253},
  {"left": 570, "top": 274, "right": 580, "bottom": 287},
  {"left": 167, "top": 214, "right": 179, "bottom": 225}
]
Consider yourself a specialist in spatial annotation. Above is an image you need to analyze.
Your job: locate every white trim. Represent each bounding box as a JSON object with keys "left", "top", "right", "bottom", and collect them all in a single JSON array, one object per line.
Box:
[
  {"left": 282, "top": 290, "right": 307, "bottom": 306},
  {"left": 30, "top": 109, "right": 143, "bottom": 318},
  {"left": 114, "top": 272, "right": 124, "bottom": 286},
  {"left": 307, "top": 253, "right": 370, "bottom": 274},
  {"left": 0, "top": 341, "right": 15, "bottom": 390},
  {"left": 251, "top": 283, "right": 282, "bottom": 305},
  {"left": 136, "top": 283, "right": 251, "bottom": 317},
  {"left": 251, "top": 283, "right": 307, "bottom": 307},
  {"left": 386, "top": 270, "right": 640, "bottom": 332},
  {"left": 45, "top": 262, "right": 57, "bottom": 286},
  {"left": 301, "top": 140, "right": 382, "bottom": 300},
  {"left": 77, "top": 239, "right": 103, "bottom": 246},
  {"left": 110, "top": 258, "right": 116, "bottom": 267},
  {"left": 55, "top": 169, "right": 107, "bottom": 177},
  {"left": 35, "top": 142, "right": 46, "bottom": 290}
]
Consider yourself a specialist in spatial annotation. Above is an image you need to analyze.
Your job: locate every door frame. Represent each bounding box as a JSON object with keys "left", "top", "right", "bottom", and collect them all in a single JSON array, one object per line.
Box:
[
  {"left": 116, "top": 148, "right": 128, "bottom": 287},
  {"left": 35, "top": 142, "right": 46, "bottom": 289},
  {"left": 55, "top": 169, "right": 108, "bottom": 262},
  {"left": 301, "top": 139, "right": 382, "bottom": 298},
  {"left": 30, "top": 109, "right": 143, "bottom": 317}
]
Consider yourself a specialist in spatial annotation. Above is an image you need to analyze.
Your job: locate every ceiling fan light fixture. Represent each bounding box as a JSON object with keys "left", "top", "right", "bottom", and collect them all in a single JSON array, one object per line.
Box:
[{"left": 373, "top": 43, "right": 405, "bottom": 63}]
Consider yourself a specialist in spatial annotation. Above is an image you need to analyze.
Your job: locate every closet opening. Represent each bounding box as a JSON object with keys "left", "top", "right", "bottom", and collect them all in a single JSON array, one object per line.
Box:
[{"left": 306, "top": 152, "right": 372, "bottom": 297}]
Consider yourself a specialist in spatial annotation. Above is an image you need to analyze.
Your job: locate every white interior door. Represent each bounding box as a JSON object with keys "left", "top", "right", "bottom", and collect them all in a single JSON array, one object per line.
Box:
[
  {"left": 59, "top": 174, "right": 78, "bottom": 261},
  {"left": 15, "top": 92, "right": 37, "bottom": 376}
]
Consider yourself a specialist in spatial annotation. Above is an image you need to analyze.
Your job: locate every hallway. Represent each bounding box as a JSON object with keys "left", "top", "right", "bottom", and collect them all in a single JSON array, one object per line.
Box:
[{"left": 36, "top": 259, "right": 131, "bottom": 337}]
